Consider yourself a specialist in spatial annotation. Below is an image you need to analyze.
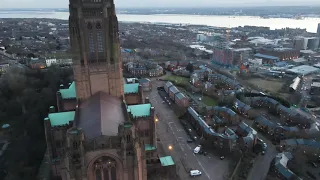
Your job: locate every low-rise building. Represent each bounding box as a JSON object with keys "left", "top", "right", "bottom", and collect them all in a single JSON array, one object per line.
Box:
[
  {"left": 280, "top": 139, "right": 320, "bottom": 155},
  {"left": 125, "top": 61, "right": 163, "bottom": 77},
  {"left": 258, "top": 48, "right": 299, "bottom": 61},
  {"left": 269, "top": 152, "right": 302, "bottom": 180},
  {"left": 208, "top": 74, "right": 242, "bottom": 90},
  {"left": 0, "top": 62, "right": 9, "bottom": 72},
  {"left": 45, "top": 58, "right": 57, "bottom": 67},
  {"left": 254, "top": 53, "right": 280, "bottom": 65},
  {"left": 206, "top": 106, "right": 239, "bottom": 125},
  {"left": 187, "top": 107, "right": 257, "bottom": 152},
  {"left": 139, "top": 78, "right": 152, "bottom": 92}
]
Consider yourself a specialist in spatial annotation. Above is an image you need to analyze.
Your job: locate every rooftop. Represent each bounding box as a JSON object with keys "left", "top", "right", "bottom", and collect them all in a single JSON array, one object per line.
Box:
[
  {"left": 124, "top": 83, "right": 139, "bottom": 94},
  {"left": 145, "top": 144, "right": 156, "bottom": 151},
  {"left": 59, "top": 81, "right": 76, "bottom": 99},
  {"left": 127, "top": 103, "right": 152, "bottom": 118},
  {"left": 76, "top": 92, "right": 126, "bottom": 139},
  {"left": 287, "top": 65, "right": 320, "bottom": 75},
  {"left": 159, "top": 156, "right": 175, "bottom": 166},
  {"left": 282, "top": 138, "right": 320, "bottom": 148},
  {"left": 46, "top": 111, "right": 75, "bottom": 127},
  {"left": 254, "top": 53, "right": 279, "bottom": 61}
]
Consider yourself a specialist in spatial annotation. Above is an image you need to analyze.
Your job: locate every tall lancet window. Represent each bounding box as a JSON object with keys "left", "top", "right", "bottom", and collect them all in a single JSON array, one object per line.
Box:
[
  {"left": 96, "top": 22, "right": 103, "bottom": 53},
  {"left": 87, "top": 22, "right": 95, "bottom": 60}
]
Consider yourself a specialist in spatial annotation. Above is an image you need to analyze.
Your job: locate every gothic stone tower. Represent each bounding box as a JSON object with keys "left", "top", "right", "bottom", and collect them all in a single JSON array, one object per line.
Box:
[{"left": 69, "top": 0, "right": 124, "bottom": 100}]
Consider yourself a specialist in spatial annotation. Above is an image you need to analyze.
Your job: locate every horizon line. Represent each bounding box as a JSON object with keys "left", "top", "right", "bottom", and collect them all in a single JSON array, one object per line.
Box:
[{"left": 1, "top": 5, "right": 320, "bottom": 9}]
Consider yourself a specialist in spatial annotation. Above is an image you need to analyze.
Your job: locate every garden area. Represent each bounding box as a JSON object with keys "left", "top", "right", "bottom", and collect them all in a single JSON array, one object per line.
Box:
[
  {"left": 202, "top": 95, "right": 217, "bottom": 106},
  {"left": 163, "top": 75, "right": 190, "bottom": 86}
]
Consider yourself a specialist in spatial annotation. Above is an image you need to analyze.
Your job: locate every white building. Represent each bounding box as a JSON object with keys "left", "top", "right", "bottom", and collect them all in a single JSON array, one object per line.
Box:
[
  {"left": 45, "top": 58, "right": 57, "bottom": 67},
  {"left": 196, "top": 34, "right": 207, "bottom": 42}
]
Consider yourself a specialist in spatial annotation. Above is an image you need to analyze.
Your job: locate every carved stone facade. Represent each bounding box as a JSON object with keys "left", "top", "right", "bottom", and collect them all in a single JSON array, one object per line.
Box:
[
  {"left": 43, "top": 1, "right": 149, "bottom": 180},
  {"left": 69, "top": 0, "right": 124, "bottom": 100}
]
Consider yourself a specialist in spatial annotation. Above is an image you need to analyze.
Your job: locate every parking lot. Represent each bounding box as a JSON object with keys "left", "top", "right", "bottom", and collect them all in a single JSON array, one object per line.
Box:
[{"left": 149, "top": 79, "right": 230, "bottom": 180}]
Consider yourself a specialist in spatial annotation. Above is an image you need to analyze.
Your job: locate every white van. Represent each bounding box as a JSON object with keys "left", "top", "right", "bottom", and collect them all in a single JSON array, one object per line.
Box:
[
  {"left": 193, "top": 145, "right": 201, "bottom": 154},
  {"left": 190, "top": 170, "right": 202, "bottom": 176}
]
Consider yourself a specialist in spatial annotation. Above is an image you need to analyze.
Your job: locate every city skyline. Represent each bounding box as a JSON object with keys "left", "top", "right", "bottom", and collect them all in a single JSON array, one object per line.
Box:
[{"left": 1, "top": 0, "right": 320, "bottom": 8}]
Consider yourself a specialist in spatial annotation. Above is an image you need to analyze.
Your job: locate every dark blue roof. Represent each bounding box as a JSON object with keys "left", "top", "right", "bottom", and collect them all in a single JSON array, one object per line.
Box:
[
  {"left": 187, "top": 107, "right": 237, "bottom": 140},
  {"left": 255, "top": 116, "right": 277, "bottom": 128},
  {"left": 213, "top": 106, "right": 237, "bottom": 116},
  {"left": 175, "top": 92, "right": 186, "bottom": 100},
  {"left": 275, "top": 61, "right": 288, "bottom": 67},
  {"left": 235, "top": 99, "right": 251, "bottom": 111},
  {"left": 255, "top": 53, "right": 279, "bottom": 61},
  {"left": 169, "top": 86, "right": 179, "bottom": 94}
]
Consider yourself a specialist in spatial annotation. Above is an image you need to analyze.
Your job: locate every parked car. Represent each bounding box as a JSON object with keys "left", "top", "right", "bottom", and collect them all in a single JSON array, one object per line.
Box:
[
  {"left": 187, "top": 139, "right": 193, "bottom": 143},
  {"left": 308, "top": 161, "right": 318, "bottom": 168},
  {"left": 193, "top": 145, "right": 201, "bottom": 154},
  {"left": 190, "top": 170, "right": 202, "bottom": 177}
]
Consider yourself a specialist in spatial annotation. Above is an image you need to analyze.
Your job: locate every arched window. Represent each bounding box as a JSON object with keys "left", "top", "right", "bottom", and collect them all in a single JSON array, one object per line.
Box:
[
  {"left": 96, "top": 22, "right": 103, "bottom": 53},
  {"left": 103, "top": 169, "right": 109, "bottom": 180},
  {"left": 93, "top": 156, "right": 117, "bottom": 180},
  {"left": 96, "top": 22, "right": 101, "bottom": 29},
  {"left": 87, "top": 22, "right": 95, "bottom": 60},
  {"left": 87, "top": 22, "right": 92, "bottom": 30},
  {"left": 73, "top": 141, "right": 78, "bottom": 149},
  {"left": 96, "top": 169, "right": 102, "bottom": 180}
]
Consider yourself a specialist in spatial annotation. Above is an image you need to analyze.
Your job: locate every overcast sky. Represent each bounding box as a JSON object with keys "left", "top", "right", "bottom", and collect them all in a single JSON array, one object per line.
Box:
[{"left": 0, "top": 0, "right": 320, "bottom": 8}]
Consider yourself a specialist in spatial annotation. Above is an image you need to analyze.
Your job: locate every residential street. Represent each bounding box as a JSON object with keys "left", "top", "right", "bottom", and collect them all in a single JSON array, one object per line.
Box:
[
  {"left": 246, "top": 136, "right": 277, "bottom": 180},
  {"left": 148, "top": 79, "right": 229, "bottom": 180}
]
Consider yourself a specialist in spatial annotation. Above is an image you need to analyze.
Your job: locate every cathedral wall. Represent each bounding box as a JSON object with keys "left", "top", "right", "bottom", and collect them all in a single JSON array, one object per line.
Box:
[
  {"left": 135, "top": 119, "right": 152, "bottom": 130},
  {"left": 62, "top": 99, "right": 77, "bottom": 111},
  {"left": 89, "top": 73, "right": 109, "bottom": 96},
  {"left": 124, "top": 93, "right": 141, "bottom": 105}
]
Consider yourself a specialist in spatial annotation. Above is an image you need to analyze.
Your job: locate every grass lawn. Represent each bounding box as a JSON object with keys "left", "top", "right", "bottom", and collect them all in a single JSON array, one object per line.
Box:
[
  {"left": 164, "top": 75, "right": 190, "bottom": 86},
  {"left": 247, "top": 78, "right": 284, "bottom": 94},
  {"left": 202, "top": 95, "right": 217, "bottom": 106}
]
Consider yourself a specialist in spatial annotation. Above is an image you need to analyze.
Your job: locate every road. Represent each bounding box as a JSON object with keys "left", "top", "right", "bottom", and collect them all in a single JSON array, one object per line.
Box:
[
  {"left": 148, "top": 79, "right": 229, "bottom": 180},
  {"left": 246, "top": 136, "right": 277, "bottom": 180}
]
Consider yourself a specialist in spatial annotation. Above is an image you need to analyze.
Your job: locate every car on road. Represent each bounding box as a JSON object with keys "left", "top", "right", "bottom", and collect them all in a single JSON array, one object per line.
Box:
[
  {"left": 190, "top": 170, "right": 202, "bottom": 176},
  {"left": 261, "top": 143, "right": 267, "bottom": 155},
  {"left": 187, "top": 139, "right": 193, "bottom": 143},
  {"left": 220, "top": 156, "right": 225, "bottom": 160},
  {"left": 308, "top": 161, "right": 318, "bottom": 168},
  {"left": 193, "top": 145, "right": 201, "bottom": 154}
]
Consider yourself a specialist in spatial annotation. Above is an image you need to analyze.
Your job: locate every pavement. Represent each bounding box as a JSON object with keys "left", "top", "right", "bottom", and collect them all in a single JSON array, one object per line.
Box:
[
  {"left": 148, "top": 79, "right": 229, "bottom": 180},
  {"left": 246, "top": 136, "right": 277, "bottom": 180}
]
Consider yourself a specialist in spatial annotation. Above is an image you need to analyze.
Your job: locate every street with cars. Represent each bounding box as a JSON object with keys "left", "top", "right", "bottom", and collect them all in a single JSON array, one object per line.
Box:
[{"left": 148, "top": 79, "right": 229, "bottom": 180}]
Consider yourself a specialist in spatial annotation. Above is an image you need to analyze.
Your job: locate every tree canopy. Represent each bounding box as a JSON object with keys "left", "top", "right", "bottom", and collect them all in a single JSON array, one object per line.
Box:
[{"left": 0, "top": 65, "right": 73, "bottom": 180}]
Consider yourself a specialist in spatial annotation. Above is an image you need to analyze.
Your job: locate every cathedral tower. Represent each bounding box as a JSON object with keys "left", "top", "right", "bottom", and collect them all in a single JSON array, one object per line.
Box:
[{"left": 69, "top": 0, "right": 124, "bottom": 100}]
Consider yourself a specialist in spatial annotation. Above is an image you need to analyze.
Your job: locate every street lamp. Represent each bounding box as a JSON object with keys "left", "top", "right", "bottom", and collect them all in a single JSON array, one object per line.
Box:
[
  {"left": 155, "top": 118, "right": 159, "bottom": 122},
  {"left": 168, "top": 145, "right": 173, "bottom": 150}
]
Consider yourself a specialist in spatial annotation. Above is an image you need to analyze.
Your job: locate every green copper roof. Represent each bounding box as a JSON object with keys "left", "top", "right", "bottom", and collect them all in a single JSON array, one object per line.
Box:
[
  {"left": 145, "top": 144, "right": 156, "bottom": 151},
  {"left": 59, "top": 81, "right": 76, "bottom": 99},
  {"left": 159, "top": 156, "right": 175, "bottom": 166},
  {"left": 46, "top": 111, "right": 75, "bottom": 127},
  {"left": 124, "top": 83, "right": 139, "bottom": 94},
  {"left": 127, "top": 103, "right": 152, "bottom": 117}
]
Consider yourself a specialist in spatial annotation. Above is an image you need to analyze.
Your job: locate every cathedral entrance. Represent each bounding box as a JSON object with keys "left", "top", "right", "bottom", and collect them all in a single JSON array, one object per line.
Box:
[{"left": 93, "top": 156, "right": 117, "bottom": 180}]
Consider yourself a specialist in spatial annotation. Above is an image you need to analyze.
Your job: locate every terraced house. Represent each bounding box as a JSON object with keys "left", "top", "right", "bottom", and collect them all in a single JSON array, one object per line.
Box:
[{"left": 187, "top": 107, "right": 257, "bottom": 152}]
